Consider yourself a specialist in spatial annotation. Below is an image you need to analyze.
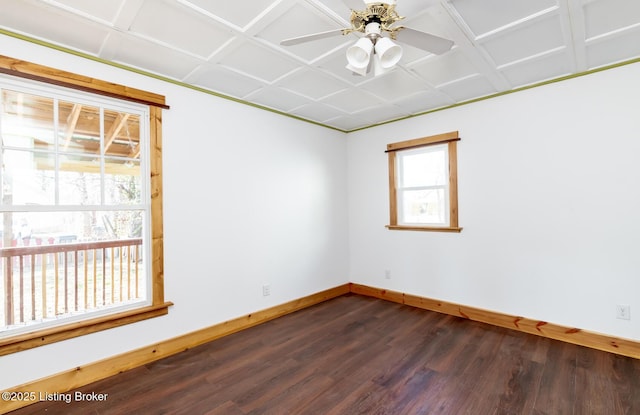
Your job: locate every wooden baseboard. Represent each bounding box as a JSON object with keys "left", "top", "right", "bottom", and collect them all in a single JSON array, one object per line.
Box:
[
  {"left": 0, "top": 284, "right": 350, "bottom": 414},
  {"left": 349, "top": 283, "right": 640, "bottom": 360},
  {"left": 5, "top": 282, "right": 638, "bottom": 414}
]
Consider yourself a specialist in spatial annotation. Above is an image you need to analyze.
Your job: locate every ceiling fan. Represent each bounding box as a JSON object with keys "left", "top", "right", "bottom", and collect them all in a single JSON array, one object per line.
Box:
[{"left": 280, "top": 0, "right": 454, "bottom": 76}]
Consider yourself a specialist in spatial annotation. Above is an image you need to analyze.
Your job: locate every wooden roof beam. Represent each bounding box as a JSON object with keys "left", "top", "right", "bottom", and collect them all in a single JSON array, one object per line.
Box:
[
  {"left": 104, "top": 112, "right": 130, "bottom": 153},
  {"left": 62, "top": 103, "right": 82, "bottom": 150},
  {"left": 129, "top": 143, "right": 141, "bottom": 159}
]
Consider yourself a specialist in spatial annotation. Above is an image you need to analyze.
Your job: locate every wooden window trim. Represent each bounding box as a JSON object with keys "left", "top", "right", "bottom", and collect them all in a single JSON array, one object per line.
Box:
[
  {"left": 0, "top": 55, "right": 169, "bottom": 109},
  {"left": 385, "top": 131, "right": 460, "bottom": 153},
  {"left": 387, "top": 131, "right": 462, "bottom": 233},
  {"left": 0, "top": 56, "right": 172, "bottom": 356}
]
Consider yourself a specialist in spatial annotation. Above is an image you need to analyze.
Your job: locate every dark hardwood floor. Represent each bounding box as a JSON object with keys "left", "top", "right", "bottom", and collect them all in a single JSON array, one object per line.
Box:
[{"left": 9, "top": 294, "right": 640, "bottom": 414}]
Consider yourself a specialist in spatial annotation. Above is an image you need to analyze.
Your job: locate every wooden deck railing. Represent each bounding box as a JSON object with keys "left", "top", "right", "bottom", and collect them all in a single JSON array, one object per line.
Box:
[{"left": 1, "top": 238, "right": 143, "bottom": 328}]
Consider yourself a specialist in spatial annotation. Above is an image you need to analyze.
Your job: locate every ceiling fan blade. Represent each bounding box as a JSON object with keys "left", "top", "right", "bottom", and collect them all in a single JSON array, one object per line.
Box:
[
  {"left": 343, "top": 0, "right": 365, "bottom": 11},
  {"left": 395, "top": 27, "right": 454, "bottom": 55},
  {"left": 280, "top": 29, "right": 346, "bottom": 46}
]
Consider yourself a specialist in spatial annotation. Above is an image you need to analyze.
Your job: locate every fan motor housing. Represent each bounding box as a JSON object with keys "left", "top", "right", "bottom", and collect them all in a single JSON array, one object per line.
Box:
[{"left": 350, "top": 2, "right": 403, "bottom": 34}]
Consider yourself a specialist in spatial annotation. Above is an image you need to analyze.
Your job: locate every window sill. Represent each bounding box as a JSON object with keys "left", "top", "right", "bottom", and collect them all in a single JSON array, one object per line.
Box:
[
  {"left": 0, "top": 301, "right": 173, "bottom": 356},
  {"left": 386, "top": 225, "right": 463, "bottom": 233}
]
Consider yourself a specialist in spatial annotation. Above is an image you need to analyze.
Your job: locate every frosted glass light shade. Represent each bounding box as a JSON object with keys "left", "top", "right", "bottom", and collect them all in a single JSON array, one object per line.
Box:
[
  {"left": 346, "top": 37, "right": 373, "bottom": 69},
  {"left": 374, "top": 37, "right": 402, "bottom": 69}
]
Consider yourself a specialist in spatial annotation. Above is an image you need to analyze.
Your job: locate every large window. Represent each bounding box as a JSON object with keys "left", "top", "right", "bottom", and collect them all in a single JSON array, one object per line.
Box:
[
  {"left": 0, "top": 56, "right": 170, "bottom": 355},
  {"left": 387, "top": 131, "right": 462, "bottom": 232}
]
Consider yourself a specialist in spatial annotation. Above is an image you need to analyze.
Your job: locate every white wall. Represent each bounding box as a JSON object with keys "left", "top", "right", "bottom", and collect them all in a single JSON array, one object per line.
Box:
[
  {"left": 347, "top": 62, "right": 640, "bottom": 340},
  {"left": 0, "top": 36, "right": 349, "bottom": 389},
  {"left": 2, "top": 33, "right": 639, "bottom": 391}
]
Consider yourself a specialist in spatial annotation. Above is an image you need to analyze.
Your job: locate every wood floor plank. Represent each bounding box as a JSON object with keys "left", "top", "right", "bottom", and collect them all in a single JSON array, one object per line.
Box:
[
  {"left": 7, "top": 294, "right": 640, "bottom": 415},
  {"left": 202, "top": 400, "right": 245, "bottom": 415},
  {"left": 531, "top": 340, "right": 576, "bottom": 415}
]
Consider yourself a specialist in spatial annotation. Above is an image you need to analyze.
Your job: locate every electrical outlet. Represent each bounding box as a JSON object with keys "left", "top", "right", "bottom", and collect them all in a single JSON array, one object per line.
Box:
[
  {"left": 262, "top": 284, "right": 271, "bottom": 297},
  {"left": 385, "top": 270, "right": 391, "bottom": 279},
  {"left": 616, "top": 304, "right": 630, "bottom": 320}
]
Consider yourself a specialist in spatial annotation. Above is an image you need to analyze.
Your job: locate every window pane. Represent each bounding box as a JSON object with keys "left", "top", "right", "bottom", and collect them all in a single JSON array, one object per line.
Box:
[
  {"left": 104, "top": 110, "right": 140, "bottom": 158},
  {"left": 0, "top": 210, "right": 146, "bottom": 332},
  {"left": 1, "top": 89, "right": 55, "bottom": 151},
  {"left": 105, "top": 158, "right": 141, "bottom": 205},
  {"left": 1, "top": 210, "right": 143, "bottom": 246},
  {"left": 2, "top": 149, "right": 56, "bottom": 205},
  {"left": 400, "top": 147, "right": 447, "bottom": 188},
  {"left": 400, "top": 188, "right": 447, "bottom": 225},
  {"left": 0, "top": 209, "right": 144, "bottom": 247},
  {"left": 0, "top": 209, "right": 144, "bottom": 242},
  {"left": 58, "top": 101, "right": 100, "bottom": 155},
  {"left": 58, "top": 155, "right": 102, "bottom": 205}
]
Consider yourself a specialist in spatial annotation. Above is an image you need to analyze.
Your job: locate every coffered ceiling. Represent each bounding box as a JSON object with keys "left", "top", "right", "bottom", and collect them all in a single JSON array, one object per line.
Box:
[{"left": 1, "top": 0, "right": 639, "bottom": 132}]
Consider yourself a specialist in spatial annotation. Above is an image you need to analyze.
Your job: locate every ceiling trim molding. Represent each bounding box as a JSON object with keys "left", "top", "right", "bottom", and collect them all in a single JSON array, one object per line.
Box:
[{"left": 2, "top": 28, "right": 639, "bottom": 134}]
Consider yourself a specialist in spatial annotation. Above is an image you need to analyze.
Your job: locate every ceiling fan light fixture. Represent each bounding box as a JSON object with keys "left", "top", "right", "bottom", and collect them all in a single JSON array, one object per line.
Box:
[
  {"left": 281, "top": 0, "right": 454, "bottom": 77},
  {"left": 372, "top": 53, "right": 388, "bottom": 77},
  {"left": 374, "top": 36, "right": 402, "bottom": 69},
  {"left": 346, "top": 37, "right": 374, "bottom": 69},
  {"left": 346, "top": 62, "right": 369, "bottom": 76}
]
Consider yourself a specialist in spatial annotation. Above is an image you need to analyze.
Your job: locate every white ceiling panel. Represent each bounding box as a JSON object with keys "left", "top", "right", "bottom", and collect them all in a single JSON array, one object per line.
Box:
[
  {"left": 480, "top": 15, "right": 565, "bottom": 67},
  {"left": 500, "top": 50, "right": 572, "bottom": 88},
  {"left": 46, "top": 0, "right": 126, "bottom": 23},
  {"left": 586, "top": 26, "right": 640, "bottom": 69},
  {"left": 397, "top": 43, "right": 441, "bottom": 67},
  {"left": 218, "top": 42, "right": 299, "bottom": 83},
  {"left": 279, "top": 70, "right": 349, "bottom": 100},
  {"left": 392, "top": 90, "right": 455, "bottom": 114},
  {"left": 359, "top": 70, "right": 430, "bottom": 102},
  {"left": 1, "top": 0, "right": 638, "bottom": 131},
  {"left": 129, "top": 0, "right": 233, "bottom": 58},
  {"left": 450, "top": 0, "right": 558, "bottom": 36},
  {"left": 246, "top": 87, "right": 310, "bottom": 112},
  {"left": 0, "top": 1, "right": 110, "bottom": 55},
  {"left": 311, "top": 0, "right": 352, "bottom": 17},
  {"left": 352, "top": 104, "right": 412, "bottom": 124},
  {"left": 394, "top": 0, "right": 441, "bottom": 19},
  {"left": 292, "top": 103, "right": 345, "bottom": 122},
  {"left": 256, "top": 3, "right": 350, "bottom": 62},
  {"left": 321, "top": 88, "right": 385, "bottom": 113},
  {"left": 182, "top": 0, "right": 278, "bottom": 29},
  {"left": 109, "top": 36, "right": 204, "bottom": 79},
  {"left": 437, "top": 75, "right": 497, "bottom": 102},
  {"left": 583, "top": 0, "right": 640, "bottom": 39},
  {"left": 323, "top": 115, "right": 372, "bottom": 131},
  {"left": 411, "top": 51, "right": 478, "bottom": 87},
  {"left": 186, "top": 66, "right": 264, "bottom": 98}
]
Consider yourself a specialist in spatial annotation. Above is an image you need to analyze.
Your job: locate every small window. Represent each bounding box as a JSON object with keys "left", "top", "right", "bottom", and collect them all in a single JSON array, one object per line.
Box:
[{"left": 387, "top": 131, "right": 462, "bottom": 232}]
